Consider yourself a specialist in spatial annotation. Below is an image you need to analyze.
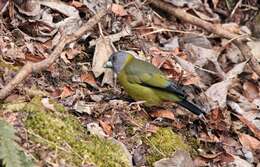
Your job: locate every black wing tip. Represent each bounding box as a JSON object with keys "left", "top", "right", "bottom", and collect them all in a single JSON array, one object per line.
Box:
[
  {"left": 165, "top": 84, "right": 186, "bottom": 97},
  {"left": 177, "top": 99, "right": 206, "bottom": 116}
]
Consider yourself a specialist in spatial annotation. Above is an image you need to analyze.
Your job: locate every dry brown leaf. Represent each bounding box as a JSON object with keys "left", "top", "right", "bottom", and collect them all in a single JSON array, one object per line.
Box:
[
  {"left": 25, "top": 53, "right": 45, "bottom": 62},
  {"left": 193, "top": 157, "right": 208, "bottom": 167},
  {"left": 225, "top": 61, "right": 247, "bottom": 80},
  {"left": 150, "top": 109, "right": 175, "bottom": 120},
  {"left": 212, "top": 0, "right": 219, "bottom": 8},
  {"left": 234, "top": 113, "right": 260, "bottom": 140},
  {"left": 229, "top": 155, "right": 253, "bottom": 167},
  {"left": 206, "top": 80, "right": 231, "bottom": 108},
  {"left": 243, "top": 81, "right": 259, "bottom": 101},
  {"left": 247, "top": 41, "right": 260, "bottom": 62},
  {"left": 60, "top": 85, "right": 74, "bottom": 99},
  {"left": 239, "top": 133, "right": 260, "bottom": 150},
  {"left": 66, "top": 48, "right": 81, "bottom": 60},
  {"left": 39, "top": 1, "right": 79, "bottom": 17},
  {"left": 111, "top": 4, "right": 127, "bottom": 16},
  {"left": 99, "top": 120, "right": 113, "bottom": 136},
  {"left": 70, "top": 1, "right": 84, "bottom": 8},
  {"left": 92, "top": 37, "right": 114, "bottom": 85},
  {"left": 80, "top": 71, "right": 98, "bottom": 88}
]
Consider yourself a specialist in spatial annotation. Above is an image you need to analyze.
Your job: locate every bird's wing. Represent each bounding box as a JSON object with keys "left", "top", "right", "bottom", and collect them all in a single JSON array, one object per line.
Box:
[{"left": 124, "top": 59, "right": 185, "bottom": 97}]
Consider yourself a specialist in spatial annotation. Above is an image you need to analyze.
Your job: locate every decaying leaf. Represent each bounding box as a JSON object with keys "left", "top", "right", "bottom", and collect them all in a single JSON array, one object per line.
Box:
[
  {"left": 150, "top": 109, "right": 175, "bottom": 120},
  {"left": 99, "top": 120, "right": 113, "bottom": 136},
  {"left": 60, "top": 85, "right": 74, "bottom": 99},
  {"left": 239, "top": 133, "right": 260, "bottom": 151},
  {"left": 243, "top": 81, "right": 259, "bottom": 101},
  {"left": 247, "top": 41, "right": 260, "bottom": 62},
  {"left": 73, "top": 101, "right": 93, "bottom": 114},
  {"left": 92, "top": 37, "right": 114, "bottom": 85},
  {"left": 111, "top": 4, "right": 127, "bottom": 16},
  {"left": 80, "top": 71, "right": 98, "bottom": 88},
  {"left": 206, "top": 80, "right": 231, "bottom": 108}
]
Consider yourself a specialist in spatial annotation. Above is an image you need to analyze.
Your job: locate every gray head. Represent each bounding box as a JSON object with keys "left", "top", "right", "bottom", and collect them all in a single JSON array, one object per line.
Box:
[{"left": 104, "top": 51, "right": 133, "bottom": 74}]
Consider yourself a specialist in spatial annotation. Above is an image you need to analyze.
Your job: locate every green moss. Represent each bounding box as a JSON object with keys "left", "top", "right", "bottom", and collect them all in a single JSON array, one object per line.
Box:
[
  {"left": 48, "top": 98, "right": 66, "bottom": 113},
  {"left": 145, "top": 128, "right": 190, "bottom": 165},
  {"left": 2, "top": 97, "right": 132, "bottom": 166},
  {"left": 0, "top": 59, "right": 20, "bottom": 71}
]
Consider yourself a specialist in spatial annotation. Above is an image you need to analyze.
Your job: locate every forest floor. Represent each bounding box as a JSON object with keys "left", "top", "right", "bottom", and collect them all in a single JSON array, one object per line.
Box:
[{"left": 0, "top": 0, "right": 260, "bottom": 167}]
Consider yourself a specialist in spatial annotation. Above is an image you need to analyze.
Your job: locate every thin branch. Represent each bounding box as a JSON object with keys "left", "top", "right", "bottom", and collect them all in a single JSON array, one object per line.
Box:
[
  {"left": 147, "top": 0, "right": 260, "bottom": 76},
  {"left": 0, "top": 7, "right": 109, "bottom": 100}
]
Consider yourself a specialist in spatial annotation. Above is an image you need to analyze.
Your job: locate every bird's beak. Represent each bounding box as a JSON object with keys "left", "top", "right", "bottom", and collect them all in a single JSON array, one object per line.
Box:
[{"left": 103, "top": 60, "right": 113, "bottom": 68}]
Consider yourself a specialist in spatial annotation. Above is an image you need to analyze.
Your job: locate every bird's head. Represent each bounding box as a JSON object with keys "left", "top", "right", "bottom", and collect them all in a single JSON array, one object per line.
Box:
[{"left": 104, "top": 51, "right": 133, "bottom": 74}]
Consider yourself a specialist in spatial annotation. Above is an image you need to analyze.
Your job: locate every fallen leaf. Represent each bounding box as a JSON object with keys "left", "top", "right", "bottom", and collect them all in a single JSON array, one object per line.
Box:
[
  {"left": 247, "top": 41, "right": 260, "bottom": 62},
  {"left": 70, "top": 1, "right": 84, "bottom": 8},
  {"left": 60, "top": 85, "right": 74, "bottom": 99},
  {"left": 80, "top": 71, "right": 98, "bottom": 88},
  {"left": 233, "top": 113, "right": 260, "bottom": 140},
  {"left": 243, "top": 81, "right": 259, "bottom": 101},
  {"left": 206, "top": 80, "right": 231, "bottom": 108},
  {"left": 150, "top": 109, "right": 175, "bottom": 120},
  {"left": 228, "top": 155, "right": 253, "bottom": 167},
  {"left": 111, "top": 4, "right": 127, "bottom": 16},
  {"left": 239, "top": 133, "right": 260, "bottom": 150},
  {"left": 99, "top": 120, "right": 113, "bottom": 136},
  {"left": 25, "top": 53, "right": 45, "bottom": 62},
  {"left": 92, "top": 37, "right": 114, "bottom": 85},
  {"left": 225, "top": 61, "right": 247, "bottom": 80},
  {"left": 73, "top": 101, "right": 93, "bottom": 114}
]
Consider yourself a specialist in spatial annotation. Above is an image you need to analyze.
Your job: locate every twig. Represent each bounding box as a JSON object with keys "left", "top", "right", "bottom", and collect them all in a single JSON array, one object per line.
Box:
[
  {"left": 0, "top": 7, "right": 109, "bottom": 100},
  {"left": 147, "top": 0, "right": 260, "bottom": 76},
  {"left": 229, "top": 0, "right": 242, "bottom": 19}
]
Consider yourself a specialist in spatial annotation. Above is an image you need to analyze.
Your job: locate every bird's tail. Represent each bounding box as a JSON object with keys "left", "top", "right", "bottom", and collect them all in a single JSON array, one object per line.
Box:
[{"left": 177, "top": 99, "right": 206, "bottom": 116}]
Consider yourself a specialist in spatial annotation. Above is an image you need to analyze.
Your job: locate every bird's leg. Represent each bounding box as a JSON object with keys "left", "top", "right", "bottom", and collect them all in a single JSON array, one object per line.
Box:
[
  {"left": 198, "top": 113, "right": 207, "bottom": 123},
  {"left": 177, "top": 70, "right": 184, "bottom": 86}
]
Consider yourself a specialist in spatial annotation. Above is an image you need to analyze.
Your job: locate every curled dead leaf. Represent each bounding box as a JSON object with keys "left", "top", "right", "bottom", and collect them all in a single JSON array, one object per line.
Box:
[{"left": 150, "top": 109, "right": 175, "bottom": 120}]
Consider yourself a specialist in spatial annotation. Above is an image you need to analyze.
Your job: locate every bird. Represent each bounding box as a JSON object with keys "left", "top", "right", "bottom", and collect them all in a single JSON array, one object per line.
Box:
[{"left": 104, "top": 51, "right": 206, "bottom": 116}]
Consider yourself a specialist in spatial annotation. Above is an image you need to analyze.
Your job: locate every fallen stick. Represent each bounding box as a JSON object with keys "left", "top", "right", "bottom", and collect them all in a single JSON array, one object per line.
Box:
[
  {"left": 148, "top": 0, "right": 260, "bottom": 76},
  {"left": 0, "top": 7, "right": 108, "bottom": 100}
]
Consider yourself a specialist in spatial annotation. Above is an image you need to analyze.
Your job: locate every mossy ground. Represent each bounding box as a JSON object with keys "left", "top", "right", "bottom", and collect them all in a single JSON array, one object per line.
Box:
[
  {"left": 144, "top": 127, "right": 190, "bottom": 166},
  {"left": 3, "top": 96, "right": 132, "bottom": 167}
]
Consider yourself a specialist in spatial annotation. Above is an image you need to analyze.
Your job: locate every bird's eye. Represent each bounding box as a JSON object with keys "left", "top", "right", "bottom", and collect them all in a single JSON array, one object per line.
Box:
[{"left": 112, "top": 56, "right": 116, "bottom": 62}]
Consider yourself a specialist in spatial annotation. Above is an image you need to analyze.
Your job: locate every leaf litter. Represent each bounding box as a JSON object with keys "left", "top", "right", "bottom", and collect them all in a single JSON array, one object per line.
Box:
[{"left": 0, "top": 0, "right": 260, "bottom": 166}]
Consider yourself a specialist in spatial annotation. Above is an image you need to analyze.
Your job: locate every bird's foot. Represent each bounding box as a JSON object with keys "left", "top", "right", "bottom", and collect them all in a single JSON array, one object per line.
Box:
[{"left": 198, "top": 113, "right": 207, "bottom": 122}]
